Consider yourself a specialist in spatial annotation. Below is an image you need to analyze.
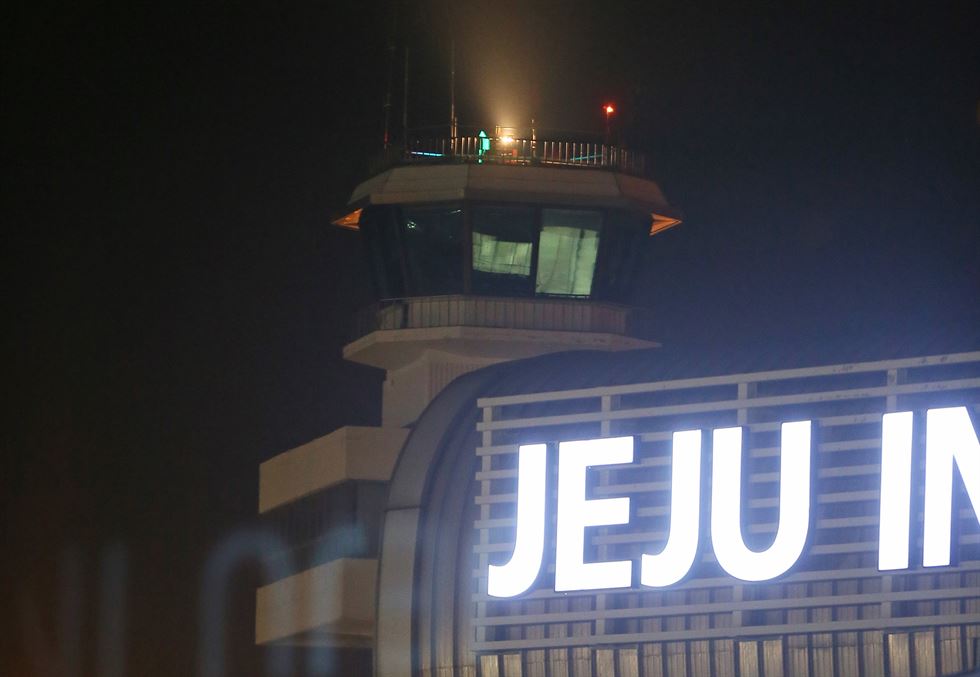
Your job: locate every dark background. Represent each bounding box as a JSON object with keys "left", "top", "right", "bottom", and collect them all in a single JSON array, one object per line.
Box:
[{"left": 3, "top": 1, "right": 978, "bottom": 675}]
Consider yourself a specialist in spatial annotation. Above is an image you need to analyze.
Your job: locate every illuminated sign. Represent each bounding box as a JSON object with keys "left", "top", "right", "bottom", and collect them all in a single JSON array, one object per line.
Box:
[{"left": 486, "top": 406, "right": 980, "bottom": 598}]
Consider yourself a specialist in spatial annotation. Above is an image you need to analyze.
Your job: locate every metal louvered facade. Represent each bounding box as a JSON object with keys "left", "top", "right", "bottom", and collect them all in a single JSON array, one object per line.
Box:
[{"left": 468, "top": 352, "right": 980, "bottom": 677}]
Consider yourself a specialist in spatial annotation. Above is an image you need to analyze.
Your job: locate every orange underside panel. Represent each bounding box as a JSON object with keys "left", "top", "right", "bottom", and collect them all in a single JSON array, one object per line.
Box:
[
  {"left": 650, "top": 213, "right": 682, "bottom": 235},
  {"left": 332, "top": 208, "right": 362, "bottom": 230}
]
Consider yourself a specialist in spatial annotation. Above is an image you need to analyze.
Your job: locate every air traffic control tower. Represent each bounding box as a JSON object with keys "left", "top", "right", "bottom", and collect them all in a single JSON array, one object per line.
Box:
[{"left": 254, "top": 133, "right": 681, "bottom": 665}]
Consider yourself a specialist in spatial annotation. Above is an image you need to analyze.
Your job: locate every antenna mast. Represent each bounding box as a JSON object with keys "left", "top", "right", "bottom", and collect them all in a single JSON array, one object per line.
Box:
[
  {"left": 382, "top": 3, "right": 398, "bottom": 152},
  {"left": 382, "top": 44, "right": 395, "bottom": 152},
  {"left": 403, "top": 46, "right": 410, "bottom": 148},
  {"left": 450, "top": 38, "right": 457, "bottom": 154}
]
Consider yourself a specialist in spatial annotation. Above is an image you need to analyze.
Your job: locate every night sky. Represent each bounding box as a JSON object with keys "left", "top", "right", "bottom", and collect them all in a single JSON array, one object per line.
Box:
[{"left": 4, "top": 2, "right": 978, "bottom": 675}]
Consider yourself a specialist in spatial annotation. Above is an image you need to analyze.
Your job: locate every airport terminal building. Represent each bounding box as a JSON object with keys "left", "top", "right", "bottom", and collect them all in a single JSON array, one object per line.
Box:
[{"left": 255, "top": 135, "right": 980, "bottom": 677}]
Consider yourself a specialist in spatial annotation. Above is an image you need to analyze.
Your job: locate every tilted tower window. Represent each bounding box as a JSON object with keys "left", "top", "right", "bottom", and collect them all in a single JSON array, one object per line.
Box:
[
  {"left": 535, "top": 209, "right": 602, "bottom": 297},
  {"left": 471, "top": 205, "right": 537, "bottom": 296},
  {"left": 399, "top": 205, "right": 464, "bottom": 296}
]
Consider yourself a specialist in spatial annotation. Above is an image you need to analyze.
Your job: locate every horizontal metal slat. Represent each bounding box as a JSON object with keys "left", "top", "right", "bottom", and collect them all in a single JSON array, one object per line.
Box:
[
  {"left": 476, "top": 352, "right": 980, "bottom": 408},
  {"left": 471, "top": 614, "right": 980, "bottom": 651},
  {"left": 478, "top": 379, "right": 980, "bottom": 432},
  {"left": 473, "top": 587, "right": 980, "bottom": 628},
  {"left": 470, "top": 561, "right": 980, "bottom": 597}
]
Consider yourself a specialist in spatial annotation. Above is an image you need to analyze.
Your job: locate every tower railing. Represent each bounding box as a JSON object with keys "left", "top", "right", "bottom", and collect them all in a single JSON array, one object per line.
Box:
[
  {"left": 379, "top": 136, "right": 649, "bottom": 177},
  {"left": 351, "top": 295, "right": 656, "bottom": 343}
]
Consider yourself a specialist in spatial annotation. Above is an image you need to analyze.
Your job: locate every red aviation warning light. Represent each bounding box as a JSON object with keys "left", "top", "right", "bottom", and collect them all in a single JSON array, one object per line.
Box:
[{"left": 604, "top": 104, "right": 615, "bottom": 143}]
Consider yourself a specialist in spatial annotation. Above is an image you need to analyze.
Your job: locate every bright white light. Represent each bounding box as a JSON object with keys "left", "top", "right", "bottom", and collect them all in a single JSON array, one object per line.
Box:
[
  {"left": 923, "top": 406, "right": 980, "bottom": 567},
  {"left": 878, "top": 412, "right": 914, "bottom": 570},
  {"left": 499, "top": 135, "right": 515, "bottom": 145},
  {"left": 641, "top": 430, "right": 701, "bottom": 587},
  {"left": 710, "top": 422, "right": 811, "bottom": 582},
  {"left": 555, "top": 437, "right": 633, "bottom": 591},
  {"left": 487, "top": 444, "right": 547, "bottom": 598}
]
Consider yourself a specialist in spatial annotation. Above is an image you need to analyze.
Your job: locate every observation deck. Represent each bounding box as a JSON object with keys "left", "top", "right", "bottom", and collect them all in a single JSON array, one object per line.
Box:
[{"left": 345, "top": 294, "right": 657, "bottom": 372}]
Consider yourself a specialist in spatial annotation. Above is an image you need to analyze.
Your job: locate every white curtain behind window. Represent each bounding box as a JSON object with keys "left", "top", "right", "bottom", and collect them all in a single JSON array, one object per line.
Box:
[
  {"left": 472, "top": 232, "right": 533, "bottom": 276},
  {"left": 535, "top": 210, "right": 601, "bottom": 295}
]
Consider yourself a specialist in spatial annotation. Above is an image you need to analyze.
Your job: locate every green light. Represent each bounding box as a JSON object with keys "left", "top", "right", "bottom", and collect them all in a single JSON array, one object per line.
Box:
[{"left": 478, "top": 130, "right": 490, "bottom": 162}]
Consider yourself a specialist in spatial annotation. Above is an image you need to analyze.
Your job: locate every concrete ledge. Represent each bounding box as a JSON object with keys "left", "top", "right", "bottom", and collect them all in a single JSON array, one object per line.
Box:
[
  {"left": 255, "top": 558, "right": 377, "bottom": 647},
  {"left": 344, "top": 325, "right": 658, "bottom": 372},
  {"left": 259, "top": 426, "right": 408, "bottom": 513},
  {"left": 349, "top": 164, "right": 675, "bottom": 216}
]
